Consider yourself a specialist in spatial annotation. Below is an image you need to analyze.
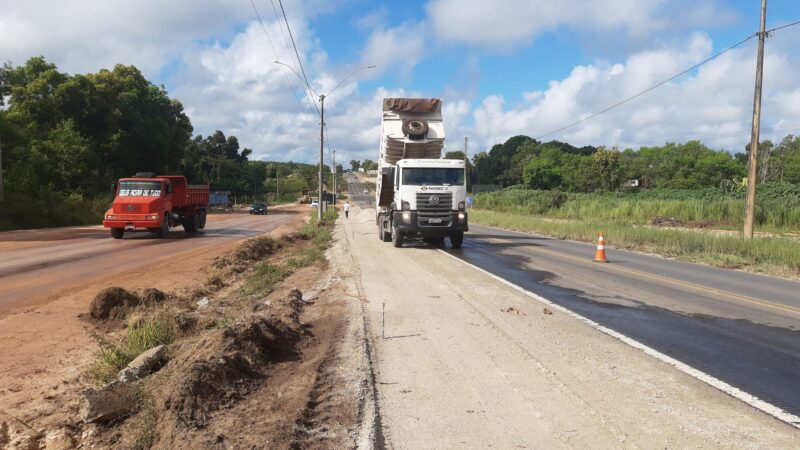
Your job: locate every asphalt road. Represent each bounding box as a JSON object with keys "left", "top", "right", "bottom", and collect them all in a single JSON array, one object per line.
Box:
[
  {"left": 0, "top": 211, "right": 297, "bottom": 313},
  {"left": 346, "top": 174, "right": 800, "bottom": 420}
]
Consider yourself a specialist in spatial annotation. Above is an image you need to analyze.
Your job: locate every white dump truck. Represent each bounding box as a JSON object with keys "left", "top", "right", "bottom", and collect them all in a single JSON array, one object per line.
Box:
[{"left": 375, "top": 98, "right": 468, "bottom": 248}]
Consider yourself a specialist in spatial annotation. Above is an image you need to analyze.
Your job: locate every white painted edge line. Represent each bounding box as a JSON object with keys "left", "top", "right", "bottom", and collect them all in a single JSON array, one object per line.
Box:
[{"left": 437, "top": 249, "right": 800, "bottom": 430}]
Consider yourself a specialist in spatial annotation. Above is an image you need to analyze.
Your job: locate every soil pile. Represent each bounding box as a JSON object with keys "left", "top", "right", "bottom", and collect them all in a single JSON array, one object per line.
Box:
[
  {"left": 89, "top": 287, "right": 169, "bottom": 320},
  {"left": 163, "top": 315, "right": 302, "bottom": 428}
]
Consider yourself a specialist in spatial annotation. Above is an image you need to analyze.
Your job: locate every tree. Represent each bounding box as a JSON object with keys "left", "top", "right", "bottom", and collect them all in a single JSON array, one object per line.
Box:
[
  {"left": 350, "top": 159, "right": 361, "bottom": 171},
  {"left": 362, "top": 159, "right": 378, "bottom": 171}
]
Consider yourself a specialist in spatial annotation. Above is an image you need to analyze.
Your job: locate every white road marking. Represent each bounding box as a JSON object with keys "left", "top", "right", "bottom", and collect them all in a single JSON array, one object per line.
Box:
[{"left": 437, "top": 249, "right": 800, "bottom": 430}]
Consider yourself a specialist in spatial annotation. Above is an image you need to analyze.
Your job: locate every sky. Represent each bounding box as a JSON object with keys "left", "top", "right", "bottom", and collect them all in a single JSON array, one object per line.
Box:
[{"left": 1, "top": 0, "right": 799, "bottom": 165}]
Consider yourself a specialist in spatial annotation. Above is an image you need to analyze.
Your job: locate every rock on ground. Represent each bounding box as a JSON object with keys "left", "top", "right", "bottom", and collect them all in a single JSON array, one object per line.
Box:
[{"left": 117, "top": 344, "right": 167, "bottom": 382}]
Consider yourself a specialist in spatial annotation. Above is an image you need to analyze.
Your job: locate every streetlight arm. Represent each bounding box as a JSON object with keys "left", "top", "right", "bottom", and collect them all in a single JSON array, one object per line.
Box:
[
  {"left": 326, "top": 65, "right": 377, "bottom": 97},
  {"left": 275, "top": 60, "right": 320, "bottom": 97}
]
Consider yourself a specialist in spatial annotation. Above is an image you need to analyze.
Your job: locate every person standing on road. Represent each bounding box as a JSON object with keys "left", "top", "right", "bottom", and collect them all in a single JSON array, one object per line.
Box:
[{"left": 344, "top": 201, "right": 350, "bottom": 219}]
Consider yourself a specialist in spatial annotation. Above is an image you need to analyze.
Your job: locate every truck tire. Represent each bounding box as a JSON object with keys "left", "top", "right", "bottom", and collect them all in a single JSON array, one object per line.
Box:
[
  {"left": 110, "top": 228, "right": 124, "bottom": 239},
  {"left": 156, "top": 214, "right": 170, "bottom": 239},
  {"left": 392, "top": 224, "right": 404, "bottom": 248},
  {"left": 402, "top": 119, "right": 429, "bottom": 138},
  {"left": 198, "top": 209, "right": 207, "bottom": 229},
  {"left": 183, "top": 214, "right": 199, "bottom": 233},
  {"left": 449, "top": 231, "right": 464, "bottom": 249},
  {"left": 381, "top": 219, "right": 392, "bottom": 242}
]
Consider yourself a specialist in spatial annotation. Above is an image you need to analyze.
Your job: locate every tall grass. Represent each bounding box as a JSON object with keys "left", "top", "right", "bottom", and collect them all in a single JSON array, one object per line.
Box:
[
  {"left": 473, "top": 183, "right": 800, "bottom": 230},
  {"left": 90, "top": 310, "right": 178, "bottom": 384},
  {"left": 471, "top": 209, "right": 800, "bottom": 277}
]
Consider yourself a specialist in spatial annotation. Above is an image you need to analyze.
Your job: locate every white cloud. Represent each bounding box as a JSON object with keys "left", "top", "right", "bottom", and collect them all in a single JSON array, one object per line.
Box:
[
  {"left": 425, "top": 0, "right": 735, "bottom": 49},
  {"left": 0, "top": 0, "right": 254, "bottom": 76},
  {"left": 465, "top": 33, "right": 800, "bottom": 153},
  {"left": 359, "top": 21, "right": 427, "bottom": 79}
]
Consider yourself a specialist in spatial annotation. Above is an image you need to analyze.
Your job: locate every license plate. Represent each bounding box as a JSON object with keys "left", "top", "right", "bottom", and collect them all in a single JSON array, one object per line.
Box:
[{"left": 428, "top": 218, "right": 442, "bottom": 224}]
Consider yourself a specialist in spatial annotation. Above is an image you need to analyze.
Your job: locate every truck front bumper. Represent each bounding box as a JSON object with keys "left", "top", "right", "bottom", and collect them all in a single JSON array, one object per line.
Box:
[
  {"left": 103, "top": 215, "right": 162, "bottom": 230},
  {"left": 392, "top": 211, "right": 468, "bottom": 235}
]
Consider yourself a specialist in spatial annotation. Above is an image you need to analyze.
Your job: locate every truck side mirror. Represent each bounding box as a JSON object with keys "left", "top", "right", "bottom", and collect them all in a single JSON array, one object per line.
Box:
[
  {"left": 166, "top": 183, "right": 173, "bottom": 194},
  {"left": 110, "top": 182, "right": 117, "bottom": 195}
]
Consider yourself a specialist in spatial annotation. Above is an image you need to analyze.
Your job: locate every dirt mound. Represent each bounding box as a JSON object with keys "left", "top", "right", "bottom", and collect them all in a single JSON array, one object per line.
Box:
[
  {"left": 651, "top": 216, "right": 685, "bottom": 227},
  {"left": 89, "top": 287, "right": 169, "bottom": 320},
  {"left": 163, "top": 315, "right": 301, "bottom": 428},
  {"left": 138, "top": 287, "right": 167, "bottom": 304},
  {"left": 212, "top": 236, "right": 283, "bottom": 270},
  {"left": 89, "top": 287, "right": 141, "bottom": 320}
]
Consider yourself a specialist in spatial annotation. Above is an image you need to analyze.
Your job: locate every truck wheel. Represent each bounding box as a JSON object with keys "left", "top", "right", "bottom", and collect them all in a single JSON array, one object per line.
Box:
[
  {"left": 381, "top": 220, "right": 392, "bottom": 242},
  {"left": 110, "top": 228, "right": 124, "bottom": 239},
  {"left": 392, "top": 224, "right": 404, "bottom": 248},
  {"left": 449, "top": 231, "right": 464, "bottom": 249},
  {"left": 156, "top": 214, "right": 170, "bottom": 239},
  {"left": 183, "top": 214, "right": 199, "bottom": 233},
  {"left": 199, "top": 210, "right": 207, "bottom": 229},
  {"left": 402, "top": 119, "right": 429, "bottom": 138}
]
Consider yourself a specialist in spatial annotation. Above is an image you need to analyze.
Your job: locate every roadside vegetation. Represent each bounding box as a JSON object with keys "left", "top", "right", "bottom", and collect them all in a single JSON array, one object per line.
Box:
[
  {"left": 0, "top": 57, "right": 344, "bottom": 230},
  {"left": 474, "top": 183, "right": 800, "bottom": 232}
]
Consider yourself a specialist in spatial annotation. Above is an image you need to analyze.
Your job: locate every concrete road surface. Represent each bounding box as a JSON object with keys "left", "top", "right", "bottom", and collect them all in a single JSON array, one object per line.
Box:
[{"left": 341, "top": 174, "right": 799, "bottom": 448}]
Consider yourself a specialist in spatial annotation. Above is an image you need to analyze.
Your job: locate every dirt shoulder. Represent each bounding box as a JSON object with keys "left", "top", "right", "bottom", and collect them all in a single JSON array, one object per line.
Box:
[
  {"left": 340, "top": 202, "right": 800, "bottom": 448},
  {"left": 1, "top": 208, "right": 372, "bottom": 449}
]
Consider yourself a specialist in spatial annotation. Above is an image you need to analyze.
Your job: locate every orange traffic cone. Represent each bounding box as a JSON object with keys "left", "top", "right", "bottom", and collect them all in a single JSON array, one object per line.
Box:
[{"left": 593, "top": 232, "right": 608, "bottom": 263}]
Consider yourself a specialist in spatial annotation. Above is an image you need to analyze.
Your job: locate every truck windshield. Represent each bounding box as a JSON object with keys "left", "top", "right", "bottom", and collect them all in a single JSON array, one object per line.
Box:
[
  {"left": 402, "top": 168, "right": 464, "bottom": 186},
  {"left": 118, "top": 181, "right": 162, "bottom": 197}
]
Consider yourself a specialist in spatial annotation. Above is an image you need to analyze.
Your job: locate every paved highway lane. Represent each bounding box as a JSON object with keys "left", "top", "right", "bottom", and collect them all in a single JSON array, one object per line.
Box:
[
  {"left": 0, "top": 211, "right": 298, "bottom": 313},
  {"left": 453, "top": 225, "right": 800, "bottom": 418},
  {"left": 345, "top": 177, "right": 800, "bottom": 422}
]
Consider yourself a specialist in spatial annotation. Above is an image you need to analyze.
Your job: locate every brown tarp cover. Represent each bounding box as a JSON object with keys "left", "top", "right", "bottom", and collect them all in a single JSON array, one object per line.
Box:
[{"left": 383, "top": 98, "right": 441, "bottom": 113}]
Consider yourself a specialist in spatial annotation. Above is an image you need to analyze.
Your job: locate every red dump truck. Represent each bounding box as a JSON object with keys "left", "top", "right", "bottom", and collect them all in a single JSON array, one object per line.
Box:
[{"left": 102, "top": 172, "right": 209, "bottom": 239}]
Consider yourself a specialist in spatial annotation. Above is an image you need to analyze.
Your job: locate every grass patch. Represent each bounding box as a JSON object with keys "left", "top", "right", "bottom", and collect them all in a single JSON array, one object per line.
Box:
[
  {"left": 474, "top": 183, "right": 800, "bottom": 230},
  {"left": 470, "top": 209, "right": 800, "bottom": 278},
  {"left": 89, "top": 310, "right": 178, "bottom": 384},
  {"left": 240, "top": 210, "right": 336, "bottom": 298}
]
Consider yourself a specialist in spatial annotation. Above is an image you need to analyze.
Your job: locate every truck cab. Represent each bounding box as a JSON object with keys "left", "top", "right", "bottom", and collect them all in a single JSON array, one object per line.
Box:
[{"left": 380, "top": 159, "right": 468, "bottom": 247}]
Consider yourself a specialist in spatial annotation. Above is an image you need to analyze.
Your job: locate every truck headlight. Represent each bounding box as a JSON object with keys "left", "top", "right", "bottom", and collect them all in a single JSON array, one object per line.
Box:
[
  {"left": 105, "top": 214, "right": 115, "bottom": 220},
  {"left": 402, "top": 212, "right": 411, "bottom": 222},
  {"left": 402, "top": 201, "right": 410, "bottom": 210},
  {"left": 458, "top": 212, "right": 465, "bottom": 221},
  {"left": 146, "top": 215, "right": 159, "bottom": 220},
  {"left": 458, "top": 201, "right": 465, "bottom": 211}
]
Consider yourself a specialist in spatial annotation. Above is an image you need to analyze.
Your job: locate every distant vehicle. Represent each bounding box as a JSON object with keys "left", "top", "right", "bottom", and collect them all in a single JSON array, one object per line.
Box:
[
  {"left": 103, "top": 172, "right": 209, "bottom": 239},
  {"left": 375, "top": 98, "right": 467, "bottom": 249},
  {"left": 249, "top": 202, "right": 267, "bottom": 215},
  {"left": 310, "top": 199, "right": 319, "bottom": 208},
  {"left": 363, "top": 188, "right": 369, "bottom": 194}
]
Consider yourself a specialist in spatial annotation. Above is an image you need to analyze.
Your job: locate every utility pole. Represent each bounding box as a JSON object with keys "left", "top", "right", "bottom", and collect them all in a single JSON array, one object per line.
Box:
[
  {"left": 464, "top": 136, "right": 468, "bottom": 190},
  {"left": 0, "top": 135, "right": 4, "bottom": 202},
  {"left": 332, "top": 149, "right": 337, "bottom": 204},
  {"left": 744, "top": 0, "right": 768, "bottom": 239},
  {"left": 318, "top": 94, "right": 325, "bottom": 221}
]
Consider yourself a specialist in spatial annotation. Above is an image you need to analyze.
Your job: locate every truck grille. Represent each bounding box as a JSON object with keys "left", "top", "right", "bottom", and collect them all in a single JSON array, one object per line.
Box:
[{"left": 416, "top": 192, "right": 452, "bottom": 226}]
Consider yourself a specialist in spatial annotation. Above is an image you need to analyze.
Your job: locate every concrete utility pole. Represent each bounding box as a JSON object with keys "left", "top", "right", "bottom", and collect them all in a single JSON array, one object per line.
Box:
[
  {"left": 744, "top": 0, "right": 768, "bottom": 239},
  {"left": 463, "top": 136, "right": 468, "bottom": 189},
  {"left": 332, "top": 149, "right": 337, "bottom": 204},
  {"left": 0, "top": 135, "right": 4, "bottom": 202},
  {"left": 318, "top": 94, "right": 325, "bottom": 221}
]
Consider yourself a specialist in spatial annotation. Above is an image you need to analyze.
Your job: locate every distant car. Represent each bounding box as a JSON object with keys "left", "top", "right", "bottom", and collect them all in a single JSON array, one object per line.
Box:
[
  {"left": 249, "top": 202, "right": 267, "bottom": 215},
  {"left": 363, "top": 189, "right": 369, "bottom": 194},
  {"left": 310, "top": 200, "right": 319, "bottom": 208}
]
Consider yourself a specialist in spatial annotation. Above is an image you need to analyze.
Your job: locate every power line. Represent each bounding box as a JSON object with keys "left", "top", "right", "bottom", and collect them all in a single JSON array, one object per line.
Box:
[
  {"left": 276, "top": 0, "right": 318, "bottom": 106},
  {"left": 269, "top": 0, "right": 320, "bottom": 115},
  {"left": 249, "top": 0, "right": 306, "bottom": 113},
  {"left": 535, "top": 33, "right": 758, "bottom": 140},
  {"left": 535, "top": 20, "right": 800, "bottom": 141}
]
